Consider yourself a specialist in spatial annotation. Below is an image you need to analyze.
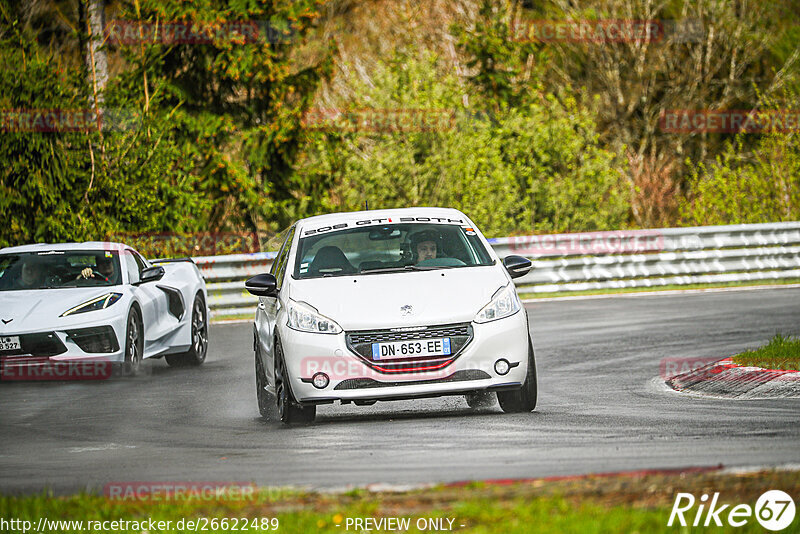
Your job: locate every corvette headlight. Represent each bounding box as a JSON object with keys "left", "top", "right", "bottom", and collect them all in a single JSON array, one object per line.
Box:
[
  {"left": 61, "top": 293, "right": 123, "bottom": 317},
  {"left": 286, "top": 299, "right": 342, "bottom": 334},
  {"left": 474, "top": 284, "right": 520, "bottom": 323}
]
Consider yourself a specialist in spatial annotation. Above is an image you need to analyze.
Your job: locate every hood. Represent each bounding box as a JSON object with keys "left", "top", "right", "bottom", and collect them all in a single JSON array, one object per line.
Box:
[
  {"left": 287, "top": 265, "right": 510, "bottom": 330},
  {"left": 0, "top": 288, "right": 127, "bottom": 334}
]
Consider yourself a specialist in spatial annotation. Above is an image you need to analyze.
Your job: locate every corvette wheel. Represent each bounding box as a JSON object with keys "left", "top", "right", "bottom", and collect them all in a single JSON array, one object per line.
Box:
[
  {"left": 166, "top": 294, "right": 208, "bottom": 367},
  {"left": 274, "top": 340, "right": 315, "bottom": 424},
  {"left": 122, "top": 308, "right": 143, "bottom": 377},
  {"left": 497, "top": 339, "right": 538, "bottom": 413},
  {"left": 465, "top": 391, "right": 495, "bottom": 409}
]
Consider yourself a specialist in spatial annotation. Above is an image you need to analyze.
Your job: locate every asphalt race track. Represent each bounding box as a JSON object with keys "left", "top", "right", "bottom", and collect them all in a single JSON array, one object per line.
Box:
[{"left": 1, "top": 287, "right": 799, "bottom": 495}]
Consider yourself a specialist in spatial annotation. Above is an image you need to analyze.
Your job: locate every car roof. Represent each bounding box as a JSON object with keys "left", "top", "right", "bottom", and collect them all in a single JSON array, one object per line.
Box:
[
  {"left": 0, "top": 242, "right": 132, "bottom": 254},
  {"left": 297, "top": 207, "right": 470, "bottom": 230}
]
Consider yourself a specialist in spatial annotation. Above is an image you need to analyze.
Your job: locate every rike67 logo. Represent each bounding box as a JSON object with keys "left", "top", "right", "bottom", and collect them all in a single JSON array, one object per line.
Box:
[{"left": 669, "top": 490, "right": 796, "bottom": 531}]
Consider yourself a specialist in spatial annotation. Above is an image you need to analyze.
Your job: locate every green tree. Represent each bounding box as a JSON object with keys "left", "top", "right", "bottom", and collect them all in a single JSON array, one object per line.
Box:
[
  {"left": 111, "top": 0, "right": 334, "bottom": 234},
  {"left": 299, "top": 50, "right": 629, "bottom": 236},
  {"left": 0, "top": 25, "right": 204, "bottom": 248}
]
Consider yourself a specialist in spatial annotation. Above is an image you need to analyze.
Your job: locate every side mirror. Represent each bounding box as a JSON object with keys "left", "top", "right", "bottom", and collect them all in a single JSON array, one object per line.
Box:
[
  {"left": 502, "top": 255, "right": 532, "bottom": 279},
  {"left": 138, "top": 265, "right": 165, "bottom": 284},
  {"left": 245, "top": 273, "right": 278, "bottom": 297}
]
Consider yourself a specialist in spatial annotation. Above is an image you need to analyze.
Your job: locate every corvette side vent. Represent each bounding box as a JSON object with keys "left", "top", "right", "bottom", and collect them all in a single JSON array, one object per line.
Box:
[{"left": 157, "top": 285, "right": 185, "bottom": 320}]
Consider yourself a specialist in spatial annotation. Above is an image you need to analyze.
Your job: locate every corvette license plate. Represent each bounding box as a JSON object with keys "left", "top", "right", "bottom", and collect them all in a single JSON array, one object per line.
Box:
[
  {"left": 372, "top": 338, "right": 451, "bottom": 360},
  {"left": 0, "top": 336, "right": 21, "bottom": 352}
]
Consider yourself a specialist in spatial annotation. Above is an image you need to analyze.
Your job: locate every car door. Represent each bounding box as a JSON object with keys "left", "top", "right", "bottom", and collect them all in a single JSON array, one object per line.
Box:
[
  {"left": 258, "top": 225, "right": 295, "bottom": 389},
  {"left": 124, "top": 249, "right": 165, "bottom": 355}
]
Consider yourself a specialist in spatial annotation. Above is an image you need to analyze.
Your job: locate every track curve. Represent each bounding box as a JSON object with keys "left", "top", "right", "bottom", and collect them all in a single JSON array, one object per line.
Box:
[{"left": 1, "top": 287, "right": 799, "bottom": 495}]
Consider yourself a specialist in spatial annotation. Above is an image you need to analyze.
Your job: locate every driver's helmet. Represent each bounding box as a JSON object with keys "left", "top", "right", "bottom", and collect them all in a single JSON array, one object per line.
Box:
[{"left": 407, "top": 229, "right": 444, "bottom": 262}]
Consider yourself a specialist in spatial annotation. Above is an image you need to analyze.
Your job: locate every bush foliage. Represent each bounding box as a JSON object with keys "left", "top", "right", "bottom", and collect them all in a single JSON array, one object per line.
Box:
[{"left": 1, "top": 0, "right": 798, "bottom": 253}]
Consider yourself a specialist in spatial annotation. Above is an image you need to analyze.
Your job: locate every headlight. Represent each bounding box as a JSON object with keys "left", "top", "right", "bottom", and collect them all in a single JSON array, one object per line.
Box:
[
  {"left": 474, "top": 284, "right": 520, "bottom": 323},
  {"left": 61, "top": 293, "right": 123, "bottom": 317},
  {"left": 286, "top": 299, "right": 342, "bottom": 334}
]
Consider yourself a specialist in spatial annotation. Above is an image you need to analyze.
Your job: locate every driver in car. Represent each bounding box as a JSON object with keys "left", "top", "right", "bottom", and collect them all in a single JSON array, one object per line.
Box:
[
  {"left": 77, "top": 256, "right": 118, "bottom": 283},
  {"left": 410, "top": 230, "right": 441, "bottom": 264}
]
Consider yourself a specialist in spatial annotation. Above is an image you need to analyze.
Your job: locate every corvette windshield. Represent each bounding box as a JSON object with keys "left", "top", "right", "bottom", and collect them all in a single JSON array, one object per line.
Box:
[
  {"left": 294, "top": 223, "right": 494, "bottom": 279},
  {"left": 0, "top": 250, "right": 122, "bottom": 291}
]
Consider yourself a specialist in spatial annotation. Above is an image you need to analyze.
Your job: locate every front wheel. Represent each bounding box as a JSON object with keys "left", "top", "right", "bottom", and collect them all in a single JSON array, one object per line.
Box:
[
  {"left": 166, "top": 294, "right": 208, "bottom": 367},
  {"left": 497, "top": 340, "right": 538, "bottom": 413},
  {"left": 274, "top": 341, "right": 315, "bottom": 424},
  {"left": 121, "top": 308, "right": 143, "bottom": 377},
  {"left": 255, "top": 343, "right": 274, "bottom": 420}
]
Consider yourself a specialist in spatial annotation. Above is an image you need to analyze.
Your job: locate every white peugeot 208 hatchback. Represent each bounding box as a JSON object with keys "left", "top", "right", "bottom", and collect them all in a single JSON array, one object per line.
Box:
[{"left": 246, "top": 207, "right": 536, "bottom": 423}]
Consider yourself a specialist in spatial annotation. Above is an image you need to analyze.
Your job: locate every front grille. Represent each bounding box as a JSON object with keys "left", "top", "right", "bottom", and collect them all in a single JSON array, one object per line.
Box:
[
  {"left": 67, "top": 326, "right": 119, "bottom": 353},
  {"left": 334, "top": 369, "right": 491, "bottom": 390},
  {"left": 346, "top": 322, "right": 473, "bottom": 373},
  {"left": 348, "top": 324, "right": 471, "bottom": 344},
  {"left": 0, "top": 332, "right": 67, "bottom": 357}
]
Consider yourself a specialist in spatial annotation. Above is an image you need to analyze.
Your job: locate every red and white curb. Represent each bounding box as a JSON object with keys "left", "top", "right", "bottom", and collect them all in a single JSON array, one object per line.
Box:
[{"left": 660, "top": 358, "right": 800, "bottom": 400}]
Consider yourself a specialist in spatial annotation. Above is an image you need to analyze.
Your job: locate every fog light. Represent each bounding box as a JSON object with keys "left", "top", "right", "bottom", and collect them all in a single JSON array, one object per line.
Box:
[
  {"left": 494, "top": 359, "right": 511, "bottom": 376},
  {"left": 312, "top": 372, "right": 330, "bottom": 389}
]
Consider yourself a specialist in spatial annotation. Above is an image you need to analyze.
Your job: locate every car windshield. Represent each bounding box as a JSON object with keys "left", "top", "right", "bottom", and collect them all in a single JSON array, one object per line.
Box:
[
  {"left": 0, "top": 250, "right": 122, "bottom": 291},
  {"left": 293, "top": 223, "right": 494, "bottom": 279}
]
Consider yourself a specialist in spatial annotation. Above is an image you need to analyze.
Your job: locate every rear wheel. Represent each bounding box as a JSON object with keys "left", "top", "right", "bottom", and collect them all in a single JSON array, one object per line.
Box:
[
  {"left": 497, "top": 340, "right": 538, "bottom": 413},
  {"left": 122, "top": 308, "right": 143, "bottom": 377},
  {"left": 166, "top": 294, "right": 208, "bottom": 367},
  {"left": 274, "top": 341, "right": 315, "bottom": 424}
]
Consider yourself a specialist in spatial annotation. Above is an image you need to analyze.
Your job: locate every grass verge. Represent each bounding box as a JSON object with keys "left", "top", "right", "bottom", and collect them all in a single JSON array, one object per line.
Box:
[
  {"left": 732, "top": 334, "right": 800, "bottom": 371},
  {"left": 1, "top": 469, "right": 798, "bottom": 533},
  {"left": 519, "top": 278, "right": 800, "bottom": 300}
]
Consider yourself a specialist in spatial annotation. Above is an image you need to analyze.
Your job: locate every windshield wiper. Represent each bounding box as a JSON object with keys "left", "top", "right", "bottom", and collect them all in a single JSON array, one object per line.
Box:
[{"left": 359, "top": 265, "right": 424, "bottom": 274}]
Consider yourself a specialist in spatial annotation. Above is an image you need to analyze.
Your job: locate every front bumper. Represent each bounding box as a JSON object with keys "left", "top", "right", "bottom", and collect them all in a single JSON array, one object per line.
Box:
[
  {"left": 0, "top": 315, "right": 128, "bottom": 380},
  {"left": 279, "top": 311, "right": 529, "bottom": 404}
]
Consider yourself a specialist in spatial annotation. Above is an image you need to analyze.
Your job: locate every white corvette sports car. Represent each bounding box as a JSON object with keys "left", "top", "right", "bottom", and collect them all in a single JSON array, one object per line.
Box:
[
  {"left": 0, "top": 242, "right": 209, "bottom": 378},
  {"left": 246, "top": 207, "right": 536, "bottom": 423}
]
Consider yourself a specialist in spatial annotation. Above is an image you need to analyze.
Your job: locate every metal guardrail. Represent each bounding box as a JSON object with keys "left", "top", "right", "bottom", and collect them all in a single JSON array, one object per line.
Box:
[
  {"left": 193, "top": 252, "right": 277, "bottom": 317},
  {"left": 197, "top": 222, "right": 800, "bottom": 317}
]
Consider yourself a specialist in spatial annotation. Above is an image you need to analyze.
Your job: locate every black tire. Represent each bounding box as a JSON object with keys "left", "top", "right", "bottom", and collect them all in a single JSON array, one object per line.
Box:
[
  {"left": 274, "top": 340, "right": 315, "bottom": 424},
  {"left": 465, "top": 391, "right": 496, "bottom": 409},
  {"left": 122, "top": 308, "right": 143, "bottom": 377},
  {"left": 166, "top": 294, "right": 208, "bottom": 367},
  {"left": 255, "top": 343, "right": 274, "bottom": 420},
  {"left": 497, "top": 340, "right": 538, "bottom": 413}
]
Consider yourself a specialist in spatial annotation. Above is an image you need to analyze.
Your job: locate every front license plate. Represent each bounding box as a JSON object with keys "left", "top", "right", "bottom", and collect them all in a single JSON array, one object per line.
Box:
[
  {"left": 371, "top": 338, "right": 451, "bottom": 360},
  {"left": 0, "top": 336, "right": 21, "bottom": 352}
]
